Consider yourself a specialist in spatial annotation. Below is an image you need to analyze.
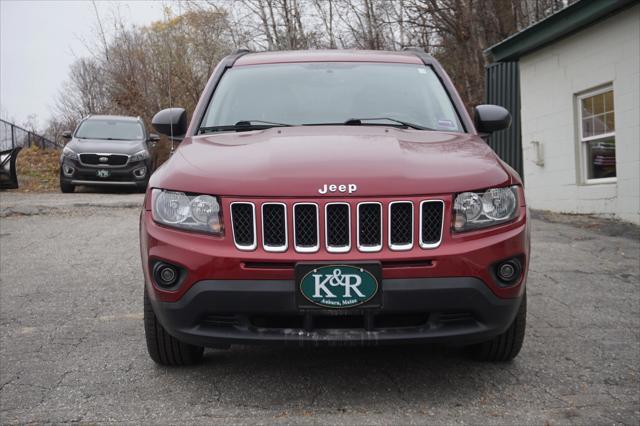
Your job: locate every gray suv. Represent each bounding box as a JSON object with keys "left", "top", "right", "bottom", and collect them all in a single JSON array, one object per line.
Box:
[{"left": 60, "top": 115, "right": 158, "bottom": 193}]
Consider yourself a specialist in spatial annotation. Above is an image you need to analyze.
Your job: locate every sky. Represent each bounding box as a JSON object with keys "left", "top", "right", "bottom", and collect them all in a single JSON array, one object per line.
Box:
[{"left": 0, "top": 0, "right": 168, "bottom": 131}]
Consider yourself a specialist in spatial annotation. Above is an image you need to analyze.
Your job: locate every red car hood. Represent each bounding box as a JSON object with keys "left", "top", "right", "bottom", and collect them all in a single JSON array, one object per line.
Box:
[{"left": 151, "top": 126, "right": 514, "bottom": 197}]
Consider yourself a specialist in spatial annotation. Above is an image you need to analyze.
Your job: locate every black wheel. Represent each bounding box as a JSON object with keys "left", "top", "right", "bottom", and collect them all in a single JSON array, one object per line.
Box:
[
  {"left": 60, "top": 180, "right": 75, "bottom": 193},
  {"left": 144, "top": 288, "right": 204, "bottom": 366},
  {"left": 470, "top": 292, "right": 526, "bottom": 362}
]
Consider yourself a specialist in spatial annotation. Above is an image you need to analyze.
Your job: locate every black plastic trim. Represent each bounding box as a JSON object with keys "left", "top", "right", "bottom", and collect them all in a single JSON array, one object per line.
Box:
[
  {"left": 193, "top": 50, "right": 252, "bottom": 135},
  {"left": 405, "top": 50, "right": 475, "bottom": 133},
  {"left": 148, "top": 277, "right": 524, "bottom": 347}
]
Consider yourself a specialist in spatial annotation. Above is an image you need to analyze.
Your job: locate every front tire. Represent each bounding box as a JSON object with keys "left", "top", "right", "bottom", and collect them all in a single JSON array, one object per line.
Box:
[
  {"left": 144, "top": 288, "right": 204, "bottom": 366},
  {"left": 470, "top": 291, "right": 526, "bottom": 362}
]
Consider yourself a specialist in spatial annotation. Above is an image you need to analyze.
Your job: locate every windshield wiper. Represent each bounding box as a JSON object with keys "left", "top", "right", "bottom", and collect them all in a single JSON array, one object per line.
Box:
[
  {"left": 344, "top": 117, "right": 433, "bottom": 130},
  {"left": 199, "top": 120, "right": 291, "bottom": 134},
  {"left": 80, "top": 137, "right": 127, "bottom": 141}
]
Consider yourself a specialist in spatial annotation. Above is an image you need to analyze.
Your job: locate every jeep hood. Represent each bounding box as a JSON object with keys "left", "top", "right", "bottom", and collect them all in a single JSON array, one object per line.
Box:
[
  {"left": 151, "top": 126, "right": 516, "bottom": 197},
  {"left": 68, "top": 138, "right": 146, "bottom": 155}
]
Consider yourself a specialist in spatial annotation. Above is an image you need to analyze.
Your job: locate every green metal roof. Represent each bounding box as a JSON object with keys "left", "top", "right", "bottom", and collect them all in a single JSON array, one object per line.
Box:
[{"left": 486, "top": 0, "right": 639, "bottom": 62}]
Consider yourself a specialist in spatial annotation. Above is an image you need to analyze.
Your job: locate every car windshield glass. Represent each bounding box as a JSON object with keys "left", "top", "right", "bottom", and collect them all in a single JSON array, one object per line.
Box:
[
  {"left": 201, "top": 63, "right": 463, "bottom": 132},
  {"left": 76, "top": 119, "right": 144, "bottom": 140}
]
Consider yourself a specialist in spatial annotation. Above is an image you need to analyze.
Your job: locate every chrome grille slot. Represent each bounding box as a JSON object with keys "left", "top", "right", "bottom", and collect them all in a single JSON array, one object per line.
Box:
[
  {"left": 325, "top": 203, "right": 350, "bottom": 253},
  {"left": 420, "top": 200, "right": 444, "bottom": 248},
  {"left": 262, "top": 203, "right": 287, "bottom": 252},
  {"left": 231, "top": 202, "right": 256, "bottom": 250},
  {"left": 389, "top": 201, "right": 413, "bottom": 250},
  {"left": 294, "top": 203, "right": 319, "bottom": 252},
  {"left": 357, "top": 202, "right": 382, "bottom": 252}
]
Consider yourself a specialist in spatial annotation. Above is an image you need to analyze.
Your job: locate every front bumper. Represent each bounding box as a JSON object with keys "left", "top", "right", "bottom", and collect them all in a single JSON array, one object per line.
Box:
[
  {"left": 60, "top": 158, "right": 149, "bottom": 187},
  {"left": 141, "top": 198, "right": 529, "bottom": 347},
  {"left": 149, "top": 277, "right": 524, "bottom": 347}
]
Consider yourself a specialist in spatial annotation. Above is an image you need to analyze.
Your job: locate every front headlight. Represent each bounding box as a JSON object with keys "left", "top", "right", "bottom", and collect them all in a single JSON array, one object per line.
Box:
[
  {"left": 453, "top": 186, "right": 519, "bottom": 231},
  {"left": 62, "top": 146, "right": 78, "bottom": 160},
  {"left": 130, "top": 150, "right": 150, "bottom": 162},
  {"left": 152, "top": 189, "right": 223, "bottom": 235}
]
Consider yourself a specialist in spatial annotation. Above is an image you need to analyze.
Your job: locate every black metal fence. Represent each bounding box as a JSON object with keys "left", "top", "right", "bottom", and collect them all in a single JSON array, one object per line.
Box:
[
  {"left": 0, "top": 119, "right": 61, "bottom": 151},
  {"left": 484, "top": 62, "right": 523, "bottom": 178}
]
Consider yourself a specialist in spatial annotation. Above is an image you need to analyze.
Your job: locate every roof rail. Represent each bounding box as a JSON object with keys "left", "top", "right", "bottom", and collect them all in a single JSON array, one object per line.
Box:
[
  {"left": 402, "top": 46, "right": 427, "bottom": 53},
  {"left": 232, "top": 48, "right": 251, "bottom": 55}
]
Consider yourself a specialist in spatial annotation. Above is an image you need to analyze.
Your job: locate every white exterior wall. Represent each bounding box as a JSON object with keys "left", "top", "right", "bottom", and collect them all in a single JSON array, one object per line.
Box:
[{"left": 519, "top": 5, "right": 640, "bottom": 224}]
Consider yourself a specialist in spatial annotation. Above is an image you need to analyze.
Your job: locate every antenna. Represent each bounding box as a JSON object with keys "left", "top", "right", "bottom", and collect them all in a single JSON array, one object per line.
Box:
[
  {"left": 168, "top": 62, "right": 174, "bottom": 154},
  {"left": 165, "top": 6, "right": 175, "bottom": 154}
]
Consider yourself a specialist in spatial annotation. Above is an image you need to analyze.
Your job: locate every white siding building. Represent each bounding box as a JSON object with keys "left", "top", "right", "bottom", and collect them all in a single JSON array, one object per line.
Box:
[{"left": 487, "top": 0, "right": 639, "bottom": 224}]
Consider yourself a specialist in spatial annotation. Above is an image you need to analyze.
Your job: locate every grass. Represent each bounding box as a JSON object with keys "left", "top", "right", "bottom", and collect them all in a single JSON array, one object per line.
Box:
[{"left": 11, "top": 146, "right": 61, "bottom": 192}]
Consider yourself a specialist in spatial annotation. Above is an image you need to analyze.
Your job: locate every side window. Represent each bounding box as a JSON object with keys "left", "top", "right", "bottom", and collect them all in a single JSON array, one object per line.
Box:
[{"left": 578, "top": 87, "right": 616, "bottom": 183}]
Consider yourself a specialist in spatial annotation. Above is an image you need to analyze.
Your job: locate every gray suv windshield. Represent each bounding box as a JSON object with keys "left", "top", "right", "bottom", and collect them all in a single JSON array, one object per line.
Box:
[
  {"left": 76, "top": 120, "right": 144, "bottom": 140},
  {"left": 202, "top": 62, "right": 463, "bottom": 132}
]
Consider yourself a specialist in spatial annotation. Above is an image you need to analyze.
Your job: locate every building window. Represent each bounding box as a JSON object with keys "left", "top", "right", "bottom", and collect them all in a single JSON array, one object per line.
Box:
[{"left": 578, "top": 87, "right": 616, "bottom": 183}]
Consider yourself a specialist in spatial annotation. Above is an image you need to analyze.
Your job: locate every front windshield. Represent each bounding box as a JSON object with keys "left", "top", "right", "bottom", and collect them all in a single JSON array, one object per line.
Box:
[
  {"left": 76, "top": 119, "right": 144, "bottom": 140},
  {"left": 201, "top": 62, "right": 463, "bottom": 132}
]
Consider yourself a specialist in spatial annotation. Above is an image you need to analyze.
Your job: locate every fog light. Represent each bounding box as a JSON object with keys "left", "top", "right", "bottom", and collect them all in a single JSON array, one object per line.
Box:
[
  {"left": 498, "top": 263, "right": 516, "bottom": 280},
  {"left": 160, "top": 267, "right": 176, "bottom": 283},
  {"left": 152, "top": 262, "right": 180, "bottom": 288},
  {"left": 133, "top": 167, "right": 147, "bottom": 178},
  {"left": 63, "top": 165, "right": 75, "bottom": 176},
  {"left": 495, "top": 258, "right": 522, "bottom": 285}
]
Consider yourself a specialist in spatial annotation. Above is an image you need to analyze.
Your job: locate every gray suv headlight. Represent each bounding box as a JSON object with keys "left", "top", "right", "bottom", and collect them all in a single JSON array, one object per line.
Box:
[
  {"left": 62, "top": 146, "right": 78, "bottom": 160},
  {"left": 453, "top": 186, "right": 519, "bottom": 231},
  {"left": 130, "top": 150, "right": 150, "bottom": 162},
  {"left": 152, "top": 189, "right": 223, "bottom": 235}
]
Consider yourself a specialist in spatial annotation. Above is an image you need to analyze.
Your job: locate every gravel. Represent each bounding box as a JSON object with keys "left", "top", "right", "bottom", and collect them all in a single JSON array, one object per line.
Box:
[{"left": 0, "top": 197, "right": 638, "bottom": 424}]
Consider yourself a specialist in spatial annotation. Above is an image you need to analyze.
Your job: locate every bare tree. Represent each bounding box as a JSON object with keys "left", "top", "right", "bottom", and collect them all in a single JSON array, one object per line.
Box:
[{"left": 49, "top": 0, "right": 572, "bottom": 151}]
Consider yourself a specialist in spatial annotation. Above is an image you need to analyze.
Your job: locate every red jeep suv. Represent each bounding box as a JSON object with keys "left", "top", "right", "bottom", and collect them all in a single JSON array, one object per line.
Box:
[{"left": 140, "top": 49, "right": 529, "bottom": 366}]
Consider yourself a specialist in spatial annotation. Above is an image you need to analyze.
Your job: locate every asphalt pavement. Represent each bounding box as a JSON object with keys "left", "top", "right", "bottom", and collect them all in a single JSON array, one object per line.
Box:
[{"left": 0, "top": 193, "right": 638, "bottom": 424}]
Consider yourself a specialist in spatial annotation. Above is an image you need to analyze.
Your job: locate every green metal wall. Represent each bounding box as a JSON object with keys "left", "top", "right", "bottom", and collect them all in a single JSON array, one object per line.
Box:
[{"left": 484, "top": 62, "right": 523, "bottom": 178}]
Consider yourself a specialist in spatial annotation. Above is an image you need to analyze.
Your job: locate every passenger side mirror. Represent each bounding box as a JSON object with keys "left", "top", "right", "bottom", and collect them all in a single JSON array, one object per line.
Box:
[
  {"left": 474, "top": 105, "right": 511, "bottom": 134},
  {"left": 152, "top": 108, "right": 187, "bottom": 139},
  {"left": 62, "top": 130, "right": 73, "bottom": 140}
]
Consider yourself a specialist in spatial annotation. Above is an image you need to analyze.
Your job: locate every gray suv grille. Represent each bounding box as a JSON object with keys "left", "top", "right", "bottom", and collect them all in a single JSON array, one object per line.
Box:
[{"left": 79, "top": 153, "right": 128, "bottom": 166}]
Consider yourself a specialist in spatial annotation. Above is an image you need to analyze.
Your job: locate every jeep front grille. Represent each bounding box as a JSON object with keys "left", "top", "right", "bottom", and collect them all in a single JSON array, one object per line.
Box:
[
  {"left": 325, "top": 203, "right": 350, "bottom": 252},
  {"left": 389, "top": 201, "right": 413, "bottom": 250},
  {"left": 293, "top": 203, "right": 319, "bottom": 252},
  {"left": 357, "top": 203, "right": 382, "bottom": 252},
  {"left": 261, "top": 203, "right": 287, "bottom": 252},
  {"left": 420, "top": 200, "right": 445, "bottom": 248},
  {"left": 230, "top": 203, "right": 256, "bottom": 250},
  {"left": 230, "top": 199, "right": 444, "bottom": 253}
]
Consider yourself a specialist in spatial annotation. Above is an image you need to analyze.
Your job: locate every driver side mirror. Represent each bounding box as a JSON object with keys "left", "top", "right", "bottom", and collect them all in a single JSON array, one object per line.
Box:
[
  {"left": 474, "top": 105, "right": 511, "bottom": 134},
  {"left": 152, "top": 108, "right": 187, "bottom": 140},
  {"left": 62, "top": 130, "right": 73, "bottom": 140}
]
